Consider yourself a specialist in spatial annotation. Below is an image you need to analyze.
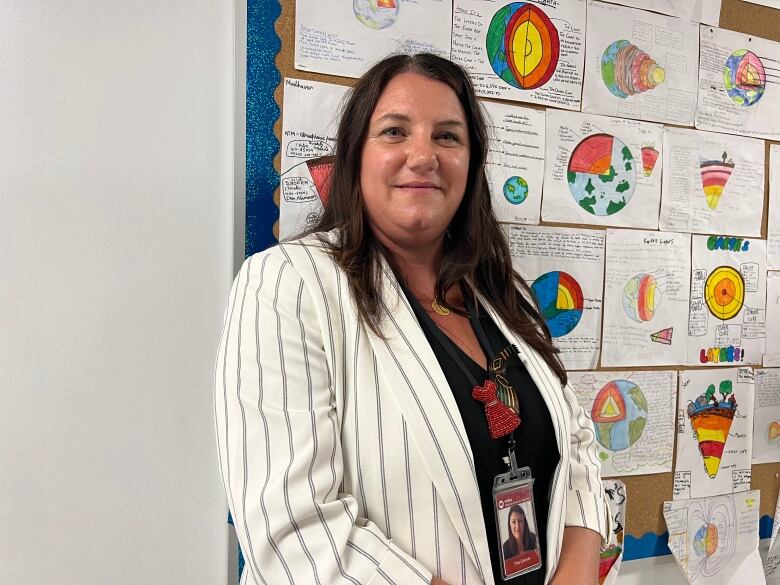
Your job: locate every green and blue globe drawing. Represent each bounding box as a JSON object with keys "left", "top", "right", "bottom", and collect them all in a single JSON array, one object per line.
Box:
[
  {"left": 723, "top": 49, "right": 765, "bottom": 107},
  {"left": 353, "top": 0, "right": 399, "bottom": 30},
  {"left": 503, "top": 176, "right": 529, "bottom": 205},
  {"left": 591, "top": 379, "right": 648, "bottom": 452},
  {"left": 567, "top": 133, "right": 636, "bottom": 216}
]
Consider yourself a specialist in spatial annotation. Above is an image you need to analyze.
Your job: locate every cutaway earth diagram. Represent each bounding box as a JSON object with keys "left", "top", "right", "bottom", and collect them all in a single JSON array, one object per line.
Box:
[
  {"left": 353, "top": 0, "right": 399, "bottom": 30},
  {"left": 591, "top": 379, "right": 648, "bottom": 452},
  {"left": 567, "top": 133, "right": 636, "bottom": 216},
  {"left": 530, "top": 270, "right": 583, "bottom": 338},
  {"left": 724, "top": 49, "right": 765, "bottom": 106}
]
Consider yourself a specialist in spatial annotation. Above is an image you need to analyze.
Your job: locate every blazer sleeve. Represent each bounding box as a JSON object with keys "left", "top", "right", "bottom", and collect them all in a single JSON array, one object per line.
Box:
[
  {"left": 214, "top": 251, "right": 433, "bottom": 585},
  {"left": 559, "top": 380, "right": 613, "bottom": 547}
]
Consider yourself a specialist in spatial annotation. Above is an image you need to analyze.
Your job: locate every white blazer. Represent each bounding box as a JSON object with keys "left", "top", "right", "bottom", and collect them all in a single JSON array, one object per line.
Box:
[{"left": 215, "top": 234, "right": 611, "bottom": 585}]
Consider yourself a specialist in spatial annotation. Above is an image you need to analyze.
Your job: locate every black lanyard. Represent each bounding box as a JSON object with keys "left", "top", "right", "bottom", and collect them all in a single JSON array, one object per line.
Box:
[{"left": 403, "top": 283, "right": 521, "bottom": 420}]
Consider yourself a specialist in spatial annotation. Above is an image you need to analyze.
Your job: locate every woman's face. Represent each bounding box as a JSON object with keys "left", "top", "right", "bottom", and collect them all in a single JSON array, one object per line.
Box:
[
  {"left": 359, "top": 71, "right": 470, "bottom": 252},
  {"left": 510, "top": 510, "right": 524, "bottom": 541}
]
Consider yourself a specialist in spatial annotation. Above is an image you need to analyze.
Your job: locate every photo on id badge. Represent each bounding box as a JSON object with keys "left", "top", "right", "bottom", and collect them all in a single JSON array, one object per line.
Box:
[{"left": 495, "top": 483, "right": 541, "bottom": 578}]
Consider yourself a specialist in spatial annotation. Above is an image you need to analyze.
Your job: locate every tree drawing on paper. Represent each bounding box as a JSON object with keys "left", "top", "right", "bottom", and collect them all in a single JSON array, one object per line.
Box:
[{"left": 687, "top": 380, "right": 737, "bottom": 479}]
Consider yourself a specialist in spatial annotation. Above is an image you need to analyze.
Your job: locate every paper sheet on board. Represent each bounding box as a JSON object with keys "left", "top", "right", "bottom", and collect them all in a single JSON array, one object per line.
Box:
[
  {"left": 542, "top": 109, "right": 663, "bottom": 228},
  {"left": 751, "top": 369, "right": 780, "bottom": 464},
  {"left": 451, "top": 0, "right": 587, "bottom": 110},
  {"left": 294, "top": 0, "right": 452, "bottom": 79},
  {"left": 664, "top": 490, "right": 765, "bottom": 584},
  {"left": 769, "top": 146, "right": 780, "bottom": 269},
  {"left": 600, "top": 479, "right": 627, "bottom": 584},
  {"left": 739, "top": 0, "right": 780, "bottom": 10},
  {"left": 659, "top": 128, "right": 765, "bottom": 237},
  {"left": 503, "top": 225, "right": 604, "bottom": 370},
  {"left": 581, "top": 1, "right": 700, "bottom": 125},
  {"left": 279, "top": 79, "right": 349, "bottom": 240},
  {"left": 601, "top": 229, "right": 691, "bottom": 367},
  {"left": 696, "top": 26, "right": 780, "bottom": 140},
  {"left": 570, "top": 371, "right": 676, "bottom": 476},
  {"left": 481, "top": 101, "right": 545, "bottom": 225},
  {"left": 687, "top": 235, "right": 767, "bottom": 366},
  {"left": 765, "top": 486, "right": 780, "bottom": 584},
  {"left": 766, "top": 273, "right": 780, "bottom": 366},
  {"left": 673, "top": 368, "right": 754, "bottom": 500},
  {"left": 603, "top": 0, "right": 721, "bottom": 25}
]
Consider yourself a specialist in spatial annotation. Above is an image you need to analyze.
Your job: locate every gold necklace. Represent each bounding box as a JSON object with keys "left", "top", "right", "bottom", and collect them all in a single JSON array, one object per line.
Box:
[{"left": 431, "top": 299, "right": 450, "bottom": 316}]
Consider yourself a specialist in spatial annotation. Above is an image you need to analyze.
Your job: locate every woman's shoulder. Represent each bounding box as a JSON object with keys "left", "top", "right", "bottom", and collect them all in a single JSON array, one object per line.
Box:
[
  {"left": 236, "top": 230, "right": 346, "bottom": 305},
  {"left": 245, "top": 230, "right": 337, "bottom": 272}
]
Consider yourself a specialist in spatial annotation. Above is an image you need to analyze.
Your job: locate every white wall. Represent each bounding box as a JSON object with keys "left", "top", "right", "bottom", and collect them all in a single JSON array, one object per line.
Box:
[{"left": 0, "top": 2, "right": 234, "bottom": 583}]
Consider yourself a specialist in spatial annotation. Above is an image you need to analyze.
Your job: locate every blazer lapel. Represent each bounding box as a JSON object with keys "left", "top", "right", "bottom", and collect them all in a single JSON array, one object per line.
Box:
[
  {"left": 480, "top": 298, "right": 569, "bottom": 582},
  {"left": 364, "top": 262, "right": 494, "bottom": 584}
]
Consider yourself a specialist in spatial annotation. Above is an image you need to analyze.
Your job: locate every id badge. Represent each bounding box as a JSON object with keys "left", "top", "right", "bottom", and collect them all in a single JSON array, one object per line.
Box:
[{"left": 493, "top": 465, "right": 542, "bottom": 580}]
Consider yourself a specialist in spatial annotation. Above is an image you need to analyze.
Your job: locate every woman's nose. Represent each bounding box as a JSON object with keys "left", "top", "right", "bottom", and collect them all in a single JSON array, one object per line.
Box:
[{"left": 407, "top": 135, "right": 438, "bottom": 171}]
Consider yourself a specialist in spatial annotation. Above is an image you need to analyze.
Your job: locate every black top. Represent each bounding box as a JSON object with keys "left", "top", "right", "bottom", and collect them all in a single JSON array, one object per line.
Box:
[{"left": 407, "top": 292, "right": 560, "bottom": 585}]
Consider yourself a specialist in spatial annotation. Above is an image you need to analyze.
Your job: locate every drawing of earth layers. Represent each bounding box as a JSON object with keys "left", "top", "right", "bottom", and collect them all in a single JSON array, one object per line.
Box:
[
  {"left": 567, "top": 133, "right": 636, "bottom": 216},
  {"left": 699, "top": 152, "right": 735, "bottom": 210},
  {"left": 687, "top": 380, "right": 737, "bottom": 478},
  {"left": 353, "top": 0, "right": 399, "bottom": 30},
  {"left": 601, "top": 40, "right": 665, "bottom": 99},
  {"left": 723, "top": 49, "right": 766, "bottom": 107},
  {"left": 530, "top": 270, "right": 583, "bottom": 338},
  {"left": 591, "top": 379, "right": 648, "bottom": 452},
  {"left": 623, "top": 273, "right": 661, "bottom": 322},
  {"left": 486, "top": 2, "right": 560, "bottom": 90}
]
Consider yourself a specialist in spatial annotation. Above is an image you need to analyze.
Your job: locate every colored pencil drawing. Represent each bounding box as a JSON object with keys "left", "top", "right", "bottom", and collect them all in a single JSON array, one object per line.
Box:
[
  {"left": 665, "top": 492, "right": 764, "bottom": 583},
  {"left": 601, "top": 40, "right": 665, "bottom": 98},
  {"left": 687, "top": 380, "right": 737, "bottom": 479},
  {"left": 486, "top": 2, "right": 560, "bottom": 91},
  {"left": 353, "top": 0, "right": 399, "bottom": 30},
  {"left": 452, "top": 0, "right": 587, "bottom": 110},
  {"left": 543, "top": 110, "right": 663, "bottom": 229},
  {"left": 571, "top": 370, "right": 676, "bottom": 476},
  {"left": 687, "top": 236, "right": 766, "bottom": 366}
]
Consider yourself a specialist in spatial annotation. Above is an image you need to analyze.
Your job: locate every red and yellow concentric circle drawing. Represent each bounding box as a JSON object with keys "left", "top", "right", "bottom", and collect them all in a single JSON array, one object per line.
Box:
[
  {"left": 487, "top": 3, "right": 560, "bottom": 90},
  {"left": 704, "top": 266, "right": 745, "bottom": 320}
]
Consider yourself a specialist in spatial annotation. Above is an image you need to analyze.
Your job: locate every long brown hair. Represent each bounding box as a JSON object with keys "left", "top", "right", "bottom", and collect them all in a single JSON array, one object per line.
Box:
[{"left": 304, "top": 53, "right": 566, "bottom": 385}]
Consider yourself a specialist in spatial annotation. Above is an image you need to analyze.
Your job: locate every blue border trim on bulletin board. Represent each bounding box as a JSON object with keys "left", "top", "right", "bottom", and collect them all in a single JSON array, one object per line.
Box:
[
  {"left": 623, "top": 514, "right": 774, "bottom": 561},
  {"left": 246, "top": 0, "right": 282, "bottom": 257}
]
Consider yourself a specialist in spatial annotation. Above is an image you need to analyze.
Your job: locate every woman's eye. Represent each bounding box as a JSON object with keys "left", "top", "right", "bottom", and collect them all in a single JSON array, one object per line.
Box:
[
  {"left": 381, "top": 127, "right": 404, "bottom": 137},
  {"left": 438, "top": 132, "right": 460, "bottom": 143}
]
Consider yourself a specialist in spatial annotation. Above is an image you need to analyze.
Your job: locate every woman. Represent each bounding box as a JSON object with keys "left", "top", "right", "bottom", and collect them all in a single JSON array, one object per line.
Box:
[
  {"left": 503, "top": 505, "right": 537, "bottom": 560},
  {"left": 215, "top": 53, "right": 610, "bottom": 585}
]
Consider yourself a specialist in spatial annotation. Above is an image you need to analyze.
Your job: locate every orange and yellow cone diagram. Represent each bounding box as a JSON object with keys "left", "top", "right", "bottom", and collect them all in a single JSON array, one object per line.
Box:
[
  {"left": 699, "top": 152, "right": 735, "bottom": 210},
  {"left": 687, "top": 381, "right": 737, "bottom": 478}
]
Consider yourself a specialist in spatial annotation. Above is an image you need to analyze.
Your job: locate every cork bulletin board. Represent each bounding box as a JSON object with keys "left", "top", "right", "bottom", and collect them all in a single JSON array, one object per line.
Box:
[{"left": 246, "top": 0, "right": 780, "bottom": 562}]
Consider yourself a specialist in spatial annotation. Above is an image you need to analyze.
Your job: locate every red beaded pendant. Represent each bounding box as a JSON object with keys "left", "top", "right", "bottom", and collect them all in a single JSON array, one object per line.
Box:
[{"left": 471, "top": 379, "right": 521, "bottom": 439}]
